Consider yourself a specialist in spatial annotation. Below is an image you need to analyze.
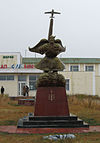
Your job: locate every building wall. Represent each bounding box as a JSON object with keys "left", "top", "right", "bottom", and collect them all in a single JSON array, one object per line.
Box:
[
  {"left": 0, "top": 72, "right": 95, "bottom": 97},
  {"left": 0, "top": 74, "right": 37, "bottom": 97},
  {"left": 95, "top": 76, "right": 100, "bottom": 96},
  {"left": 0, "top": 55, "right": 17, "bottom": 67},
  {"left": 0, "top": 52, "right": 21, "bottom": 67},
  {"left": 60, "top": 71, "right": 94, "bottom": 95},
  {"left": 0, "top": 75, "right": 18, "bottom": 96}
]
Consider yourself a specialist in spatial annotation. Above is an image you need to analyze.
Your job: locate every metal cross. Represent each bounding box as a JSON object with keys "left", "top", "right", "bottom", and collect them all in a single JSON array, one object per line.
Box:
[
  {"left": 45, "top": 9, "right": 60, "bottom": 18},
  {"left": 48, "top": 90, "right": 55, "bottom": 101},
  {"left": 45, "top": 9, "right": 60, "bottom": 40}
]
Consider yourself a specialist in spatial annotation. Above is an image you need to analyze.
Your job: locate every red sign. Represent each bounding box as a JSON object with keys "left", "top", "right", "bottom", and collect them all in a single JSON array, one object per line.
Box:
[
  {"left": 24, "top": 64, "right": 34, "bottom": 69},
  {"left": 0, "top": 64, "right": 7, "bottom": 69},
  {"left": 0, "top": 64, "right": 34, "bottom": 69}
]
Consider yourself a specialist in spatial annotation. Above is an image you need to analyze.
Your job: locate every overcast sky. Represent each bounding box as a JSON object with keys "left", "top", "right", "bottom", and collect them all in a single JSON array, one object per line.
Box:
[{"left": 0, "top": 0, "right": 100, "bottom": 58}]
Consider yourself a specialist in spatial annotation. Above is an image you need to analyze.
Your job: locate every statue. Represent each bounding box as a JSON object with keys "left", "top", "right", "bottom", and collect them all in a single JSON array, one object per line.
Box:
[
  {"left": 17, "top": 10, "right": 89, "bottom": 128},
  {"left": 29, "top": 9, "right": 66, "bottom": 87}
]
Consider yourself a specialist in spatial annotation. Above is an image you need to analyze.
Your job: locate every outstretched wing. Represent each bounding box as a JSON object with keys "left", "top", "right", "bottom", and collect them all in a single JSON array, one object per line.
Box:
[
  {"left": 55, "top": 39, "right": 63, "bottom": 45},
  {"left": 55, "top": 39, "right": 65, "bottom": 52},
  {"left": 29, "top": 39, "right": 49, "bottom": 54}
]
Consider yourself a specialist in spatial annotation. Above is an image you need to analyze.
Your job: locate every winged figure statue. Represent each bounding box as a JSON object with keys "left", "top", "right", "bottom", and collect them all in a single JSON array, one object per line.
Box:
[{"left": 29, "top": 36, "right": 65, "bottom": 58}]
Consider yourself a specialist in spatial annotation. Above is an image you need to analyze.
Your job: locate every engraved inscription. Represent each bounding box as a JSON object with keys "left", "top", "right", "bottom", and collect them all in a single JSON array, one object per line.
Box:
[{"left": 48, "top": 90, "right": 55, "bottom": 101}]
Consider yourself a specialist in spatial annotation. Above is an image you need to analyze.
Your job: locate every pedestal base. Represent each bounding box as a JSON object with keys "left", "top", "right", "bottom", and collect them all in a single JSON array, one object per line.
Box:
[
  {"left": 17, "top": 114, "right": 89, "bottom": 128},
  {"left": 34, "top": 87, "right": 69, "bottom": 116},
  {"left": 17, "top": 87, "right": 89, "bottom": 128}
]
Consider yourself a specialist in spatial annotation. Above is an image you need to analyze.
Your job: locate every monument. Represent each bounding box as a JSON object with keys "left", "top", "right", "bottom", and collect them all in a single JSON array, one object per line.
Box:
[{"left": 17, "top": 10, "right": 89, "bottom": 128}]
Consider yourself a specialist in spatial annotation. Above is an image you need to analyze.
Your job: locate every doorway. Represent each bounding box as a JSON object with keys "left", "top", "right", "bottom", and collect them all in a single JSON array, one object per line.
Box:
[{"left": 18, "top": 82, "right": 26, "bottom": 96}]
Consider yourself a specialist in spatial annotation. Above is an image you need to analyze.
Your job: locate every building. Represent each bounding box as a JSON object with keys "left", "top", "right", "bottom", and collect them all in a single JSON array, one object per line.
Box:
[{"left": 0, "top": 52, "right": 100, "bottom": 97}]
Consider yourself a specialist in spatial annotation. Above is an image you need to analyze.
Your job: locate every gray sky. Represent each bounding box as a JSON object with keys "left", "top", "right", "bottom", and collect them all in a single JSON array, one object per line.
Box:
[{"left": 0, "top": 0, "right": 100, "bottom": 58}]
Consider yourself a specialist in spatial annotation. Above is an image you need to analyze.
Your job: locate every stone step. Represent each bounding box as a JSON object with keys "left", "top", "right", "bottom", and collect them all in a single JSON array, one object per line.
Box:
[
  {"left": 29, "top": 116, "right": 78, "bottom": 121},
  {"left": 23, "top": 120, "right": 83, "bottom": 125},
  {"left": 18, "top": 123, "right": 89, "bottom": 128},
  {"left": 17, "top": 115, "right": 89, "bottom": 128}
]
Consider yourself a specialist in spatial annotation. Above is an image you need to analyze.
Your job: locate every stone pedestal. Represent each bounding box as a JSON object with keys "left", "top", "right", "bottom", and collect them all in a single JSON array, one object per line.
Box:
[
  {"left": 17, "top": 87, "right": 89, "bottom": 128},
  {"left": 34, "top": 87, "right": 69, "bottom": 116}
]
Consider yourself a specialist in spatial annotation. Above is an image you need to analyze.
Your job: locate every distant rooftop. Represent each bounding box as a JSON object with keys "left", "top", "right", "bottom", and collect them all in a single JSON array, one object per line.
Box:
[{"left": 22, "top": 57, "right": 100, "bottom": 64}]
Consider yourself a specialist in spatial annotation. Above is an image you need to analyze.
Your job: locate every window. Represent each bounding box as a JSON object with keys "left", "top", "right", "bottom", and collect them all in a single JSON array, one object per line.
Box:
[
  {"left": 85, "top": 66, "right": 94, "bottom": 71},
  {"left": 0, "top": 75, "right": 14, "bottom": 80},
  {"left": 7, "top": 75, "right": 14, "bottom": 80},
  {"left": 29, "top": 75, "right": 39, "bottom": 90},
  {"left": 66, "top": 79, "right": 70, "bottom": 91},
  {"left": 18, "top": 75, "right": 26, "bottom": 81},
  {"left": 70, "top": 65, "right": 79, "bottom": 71},
  {"left": 0, "top": 76, "right": 6, "bottom": 80}
]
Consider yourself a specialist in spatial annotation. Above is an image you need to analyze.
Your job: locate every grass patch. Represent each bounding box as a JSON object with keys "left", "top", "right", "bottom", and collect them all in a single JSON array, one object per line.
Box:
[
  {"left": 0, "top": 96, "right": 34, "bottom": 126},
  {"left": 68, "top": 94, "right": 100, "bottom": 125},
  {"left": 0, "top": 132, "right": 100, "bottom": 143},
  {"left": 8, "top": 102, "right": 20, "bottom": 106},
  {"left": 79, "top": 117, "right": 99, "bottom": 125}
]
